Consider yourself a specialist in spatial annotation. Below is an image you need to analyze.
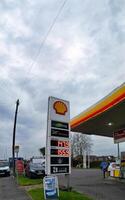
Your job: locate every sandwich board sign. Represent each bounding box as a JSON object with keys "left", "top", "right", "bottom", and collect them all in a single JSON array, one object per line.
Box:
[
  {"left": 43, "top": 176, "right": 59, "bottom": 200},
  {"left": 46, "top": 96, "right": 71, "bottom": 175}
]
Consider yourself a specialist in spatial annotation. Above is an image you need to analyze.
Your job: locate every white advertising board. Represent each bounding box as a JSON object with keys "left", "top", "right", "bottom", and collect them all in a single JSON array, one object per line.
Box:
[
  {"left": 46, "top": 96, "right": 71, "bottom": 175},
  {"left": 43, "top": 176, "right": 59, "bottom": 200}
]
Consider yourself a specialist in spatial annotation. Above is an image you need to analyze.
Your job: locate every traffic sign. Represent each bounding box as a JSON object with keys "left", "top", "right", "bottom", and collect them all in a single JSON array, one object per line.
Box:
[{"left": 14, "top": 145, "right": 19, "bottom": 153}]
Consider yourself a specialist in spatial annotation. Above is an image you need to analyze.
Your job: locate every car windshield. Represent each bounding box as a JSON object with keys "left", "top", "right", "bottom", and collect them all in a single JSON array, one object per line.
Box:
[{"left": 0, "top": 162, "right": 9, "bottom": 167}]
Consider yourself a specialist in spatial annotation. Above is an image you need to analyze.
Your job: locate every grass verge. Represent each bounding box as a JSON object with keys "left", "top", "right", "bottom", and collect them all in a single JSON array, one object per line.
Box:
[
  {"left": 17, "top": 176, "right": 42, "bottom": 186},
  {"left": 28, "top": 188, "right": 92, "bottom": 200}
]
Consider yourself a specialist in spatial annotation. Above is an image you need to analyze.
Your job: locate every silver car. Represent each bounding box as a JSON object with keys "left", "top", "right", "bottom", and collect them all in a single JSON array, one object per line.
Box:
[
  {"left": 0, "top": 161, "right": 10, "bottom": 176},
  {"left": 25, "top": 162, "right": 45, "bottom": 178}
]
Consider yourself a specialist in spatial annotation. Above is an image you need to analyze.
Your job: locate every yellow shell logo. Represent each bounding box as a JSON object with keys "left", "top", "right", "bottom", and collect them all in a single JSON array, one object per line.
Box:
[{"left": 53, "top": 101, "right": 68, "bottom": 115}]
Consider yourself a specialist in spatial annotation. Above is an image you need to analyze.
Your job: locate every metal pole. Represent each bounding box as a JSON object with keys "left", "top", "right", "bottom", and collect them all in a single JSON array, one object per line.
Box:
[
  {"left": 12, "top": 99, "right": 19, "bottom": 176},
  {"left": 65, "top": 174, "right": 70, "bottom": 191},
  {"left": 87, "top": 151, "right": 90, "bottom": 169},
  {"left": 16, "top": 151, "right": 18, "bottom": 159},
  {"left": 117, "top": 143, "right": 120, "bottom": 159}
]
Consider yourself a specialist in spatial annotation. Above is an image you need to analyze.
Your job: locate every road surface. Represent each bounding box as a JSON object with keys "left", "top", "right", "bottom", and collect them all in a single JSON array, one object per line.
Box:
[
  {"left": 59, "top": 168, "right": 125, "bottom": 200},
  {"left": 0, "top": 176, "right": 30, "bottom": 200}
]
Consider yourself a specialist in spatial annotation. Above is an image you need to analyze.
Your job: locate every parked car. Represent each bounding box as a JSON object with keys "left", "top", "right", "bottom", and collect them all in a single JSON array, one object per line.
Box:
[
  {"left": 0, "top": 160, "right": 10, "bottom": 176},
  {"left": 25, "top": 162, "right": 45, "bottom": 178}
]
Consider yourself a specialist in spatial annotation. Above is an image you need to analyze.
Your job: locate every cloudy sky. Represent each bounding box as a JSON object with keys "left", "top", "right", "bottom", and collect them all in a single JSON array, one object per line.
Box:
[{"left": 0, "top": 0, "right": 125, "bottom": 159}]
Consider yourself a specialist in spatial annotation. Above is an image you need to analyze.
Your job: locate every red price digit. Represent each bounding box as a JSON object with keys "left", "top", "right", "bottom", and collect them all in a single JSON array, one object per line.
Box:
[
  {"left": 58, "top": 149, "right": 69, "bottom": 156},
  {"left": 64, "top": 141, "right": 69, "bottom": 148},
  {"left": 65, "top": 149, "right": 69, "bottom": 156},
  {"left": 58, "top": 149, "right": 62, "bottom": 155}
]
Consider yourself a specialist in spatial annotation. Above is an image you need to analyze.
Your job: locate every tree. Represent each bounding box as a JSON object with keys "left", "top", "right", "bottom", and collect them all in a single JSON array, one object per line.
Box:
[
  {"left": 71, "top": 133, "right": 93, "bottom": 168},
  {"left": 71, "top": 132, "right": 93, "bottom": 158}
]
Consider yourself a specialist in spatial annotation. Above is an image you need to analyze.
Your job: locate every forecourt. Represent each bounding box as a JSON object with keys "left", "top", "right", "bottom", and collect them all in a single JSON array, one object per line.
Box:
[
  {"left": 70, "top": 83, "right": 125, "bottom": 137},
  {"left": 68, "top": 83, "right": 125, "bottom": 200}
]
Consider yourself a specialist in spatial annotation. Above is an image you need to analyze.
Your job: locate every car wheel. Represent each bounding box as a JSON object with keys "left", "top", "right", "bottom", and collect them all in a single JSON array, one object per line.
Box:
[{"left": 29, "top": 172, "right": 33, "bottom": 179}]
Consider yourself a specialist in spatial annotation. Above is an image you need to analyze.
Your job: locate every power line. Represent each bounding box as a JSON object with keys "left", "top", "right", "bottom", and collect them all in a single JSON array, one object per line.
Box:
[
  {"left": 23, "top": 0, "right": 68, "bottom": 84},
  {"left": 0, "top": 1, "right": 68, "bottom": 101},
  {"left": 0, "top": 0, "right": 68, "bottom": 105}
]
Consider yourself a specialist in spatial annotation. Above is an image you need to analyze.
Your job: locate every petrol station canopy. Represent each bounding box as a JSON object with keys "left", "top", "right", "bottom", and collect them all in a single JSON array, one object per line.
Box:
[{"left": 70, "top": 83, "right": 125, "bottom": 138}]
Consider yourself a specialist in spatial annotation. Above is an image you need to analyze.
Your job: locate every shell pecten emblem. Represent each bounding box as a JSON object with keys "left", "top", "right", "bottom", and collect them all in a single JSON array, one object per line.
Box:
[{"left": 53, "top": 101, "right": 68, "bottom": 115}]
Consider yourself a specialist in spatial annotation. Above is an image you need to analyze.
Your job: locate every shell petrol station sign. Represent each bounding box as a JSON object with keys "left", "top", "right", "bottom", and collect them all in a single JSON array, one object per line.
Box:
[{"left": 46, "top": 96, "right": 71, "bottom": 175}]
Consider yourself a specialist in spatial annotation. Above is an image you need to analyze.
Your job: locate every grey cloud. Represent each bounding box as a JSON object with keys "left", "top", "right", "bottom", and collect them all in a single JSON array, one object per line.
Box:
[
  {"left": 0, "top": 105, "right": 13, "bottom": 120},
  {"left": 0, "top": 0, "right": 125, "bottom": 158}
]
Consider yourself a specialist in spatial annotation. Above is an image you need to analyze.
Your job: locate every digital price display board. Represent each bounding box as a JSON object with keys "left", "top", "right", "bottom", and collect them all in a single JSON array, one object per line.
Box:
[
  {"left": 51, "top": 121, "right": 69, "bottom": 130},
  {"left": 51, "top": 149, "right": 69, "bottom": 156},
  {"left": 51, "top": 166, "right": 69, "bottom": 174},
  {"left": 51, "top": 157, "right": 69, "bottom": 165},
  {"left": 46, "top": 97, "right": 71, "bottom": 175},
  {"left": 51, "top": 140, "right": 69, "bottom": 148},
  {"left": 51, "top": 128, "right": 69, "bottom": 138}
]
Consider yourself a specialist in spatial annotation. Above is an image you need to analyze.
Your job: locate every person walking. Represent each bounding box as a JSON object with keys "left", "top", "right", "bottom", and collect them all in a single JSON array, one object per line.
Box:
[{"left": 100, "top": 161, "right": 108, "bottom": 179}]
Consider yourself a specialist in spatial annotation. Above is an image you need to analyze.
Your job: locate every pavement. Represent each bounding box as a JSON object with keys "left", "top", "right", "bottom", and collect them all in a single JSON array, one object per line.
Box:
[
  {"left": 59, "top": 168, "right": 125, "bottom": 200},
  {"left": 0, "top": 176, "right": 30, "bottom": 200},
  {"left": 1, "top": 169, "right": 125, "bottom": 200}
]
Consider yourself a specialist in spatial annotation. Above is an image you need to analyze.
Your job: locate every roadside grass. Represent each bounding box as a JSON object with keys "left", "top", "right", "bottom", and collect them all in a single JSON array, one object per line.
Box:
[
  {"left": 17, "top": 176, "right": 42, "bottom": 186},
  {"left": 28, "top": 188, "right": 92, "bottom": 200}
]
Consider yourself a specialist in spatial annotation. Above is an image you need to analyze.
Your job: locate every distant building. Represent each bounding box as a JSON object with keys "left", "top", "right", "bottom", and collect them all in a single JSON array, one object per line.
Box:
[
  {"left": 89, "top": 155, "right": 115, "bottom": 162},
  {"left": 73, "top": 155, "right": 115, "bottom": 163}
]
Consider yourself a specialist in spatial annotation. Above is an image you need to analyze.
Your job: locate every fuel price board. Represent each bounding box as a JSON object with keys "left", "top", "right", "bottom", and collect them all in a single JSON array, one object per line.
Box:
[{"left": 46, "top": 97, "right": 71, "bottom": 175}]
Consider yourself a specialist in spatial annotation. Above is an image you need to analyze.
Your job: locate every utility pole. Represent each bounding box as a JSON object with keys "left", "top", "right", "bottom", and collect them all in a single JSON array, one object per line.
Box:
[{"left": 12, "top": 99, "right": 20, "bottom": 176}]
